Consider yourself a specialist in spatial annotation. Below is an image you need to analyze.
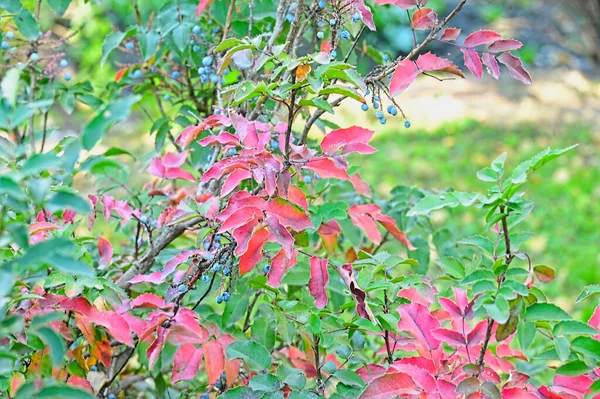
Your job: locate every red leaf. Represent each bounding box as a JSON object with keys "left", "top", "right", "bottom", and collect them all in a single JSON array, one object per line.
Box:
[
  {"left": 221, "top": 169, "right": 252, "bottom": 197},
  {"left": 441, "top": 27, "right": 461, "bottom": 41},
  {"left": 219, "top": 206, "right": 263, "bottom": 233},
  {"left": 339, "top": 264, "right": 375, "bottom": 321},
  {"left": 397, "top": 303, "right": 441, "bottom": 351},
  {"left": 389, "top": 0, "right": 428, "bottom": 9},
  {"left": 317, "top": 219, "right": 341, "bottom": 253},
  {"left": 374, "top": 214, "right": 415, "bottom": 250},
  {"left": 169, "top": 308, "right": 210, "bottom": 345},
  {"left": 172, "top": 343, "right": 203, "bottom": 383},
  {"left": 218, "top": 335, "right": 241, "bottom": 383},
  {"left": 389, "top": 58, "right": 420, "bottom": 96},
  {"left": 265, "top": 215, "right": 294, "bottom": 257},
  {"left": 203, "top": 340, "right": 224, "bottom": 385},
  {"left": 162, "top": 250, "right": 205, "bottom": 279},
  {"left": 131, "top": 293, "right": 168, "bottom": 309},
  {"left": 288, "top": 185, "right": 308, "bottom": 211},
  {"left": 67, "top": 376, "right": 93, "bottom": 392},
  {"left": 114, "top": 68, "right": 128, "bottom": 82},
  {"left": 129, "top": 271, "right": 165, "bottom": 285},
  {"left": 411, "top": 8, "right": 437, "bottom": 30},
  {"left": 359, "top": 372, "right": 417, "bottom": 399},
  {"left": 467, "top": 320, "right": 488, "bottom": 346},
  {"left": 239, "top": 228, "right": 269, "bottom": 274},
  {"left": 195, "top": 0, "right": 212, "bottom": 18},
  {"left": 488, "top": 39, "right": 523, "bottom": 53},
  {"left": 308, "top": 257, "right": 329, "bottom": 308},
  {"left": 464, "top": 30, "right": 502, "bottom": 48},
  {"left": 91, "top": 337, "right": 112, "bottom": 368},
  {"left": 589, "top": 305, "right": 600, "bottom": 340},
  {"left": 461, "top": 48, "right": 483, "bottom": 78},
  {"left": 349, "top": 204, "right": 414, "bottom": 249},
  {"left": 431, "top": 328, "right": 466, "bottom": 346},
  {"left": 147, "top": 326, "right": 169, "bottom": 370},
  {"left": 267, "top": 248, "right": 298, "bottom": 288},
  {"left": 177, "top": 125, "right": 204, "bottom": 148},
  {"left": 266, "top": 198, "right": 313, "bottom": 231},
  {"left": 350, "top": 172, "right": 371, "bottom": 198},
  {"left": 305, "top": 157, "right": 350, "bottom": 180},
  {"left": 497, "top": 52, "right": 532, "bottom": 84},
  {"left": 482, "top": 53, "right": 500, "bottom": 80},
  {"left": 389, "top": 363, "right": 436, "bottom": 393},
  {"left": 321, "top": 126, "right": 375, "bottom": 156},
  {"left": 197, "top": 132, "right": 240, "bottom": 147},
  {"left": 357, "top": 0, "right": 376, "bottom": 31},
  {"left": 285, "top": 346, "right": 317, "bottom": 378},
  {"left": 97, "top": 237, "right": 112, "bottom": 267},
  {"left": 357, "top": 364, "right": 387, "bottom": 384},
  {"left": 501, "top": 387, "right": 538, "bottom": 399}
]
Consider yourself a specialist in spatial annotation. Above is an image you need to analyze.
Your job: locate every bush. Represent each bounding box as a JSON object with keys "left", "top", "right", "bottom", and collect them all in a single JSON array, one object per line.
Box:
[{"left": 0, "top": 0, "right": 598, "bottom": 398}]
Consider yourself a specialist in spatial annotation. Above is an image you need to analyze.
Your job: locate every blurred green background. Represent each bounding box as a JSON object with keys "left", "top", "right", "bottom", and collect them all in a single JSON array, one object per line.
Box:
[{"left": 14, "top": 0, "right": 599, "bottom": 315}]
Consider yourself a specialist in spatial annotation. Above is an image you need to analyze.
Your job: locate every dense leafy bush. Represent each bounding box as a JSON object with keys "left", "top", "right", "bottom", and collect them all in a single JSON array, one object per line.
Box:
[{"left": 1, "top": 0, "right": 599, "bottom": 398}]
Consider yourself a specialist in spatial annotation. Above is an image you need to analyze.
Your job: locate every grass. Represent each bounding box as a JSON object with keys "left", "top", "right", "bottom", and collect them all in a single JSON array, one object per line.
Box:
[{"left": 352, "top": 118, "right": 600, "bottom": 315}]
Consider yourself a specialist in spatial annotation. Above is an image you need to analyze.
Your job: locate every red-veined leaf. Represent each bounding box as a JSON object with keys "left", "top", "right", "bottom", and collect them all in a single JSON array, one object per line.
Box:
[
  {"left": 308, "top": 257, "right": 329, "bottom": 308},
  {"left": 288, "top": 185, "right": 308, "bottom": 211},
  {"left": 397, "top": 303, "right": 441, "bottom": 351},
  {"left": 464, "top": 30, "right": 502, "bottom": 48},
  {"left": 431, "top": 328, "right": 466, "bottom": 346},
  {"left": 497, "top": 52, "right": 532, "bottom": 84},
  {"left": 97, "top": 237, "right": 112, "bottom": 267},
  {"left": 461, "top": 48, "right": 483, "bottom": 78},
  {"left": 488, "top": 39, "right": 523, "bottom": 53},
  {"left": 441, "top": 27, "right": 461, "bottom": 41},
  {"left": 172, "top": 343, "right": 203, "bottom": 383},
  {"left": 359, "top": 373, "right": 417, "bottom": 399},
  {"left": 239, "top": 227, "right": 269, "bottom": 274},
  {"left": 411, "top": 8, "right": 437, "bottom": 30}
]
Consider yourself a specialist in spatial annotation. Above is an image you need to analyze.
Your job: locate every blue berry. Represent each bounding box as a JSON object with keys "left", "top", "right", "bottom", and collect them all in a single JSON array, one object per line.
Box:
[
  {"left": 200, "top": 75, "right": 208, "bottom": 83},
  {"left": 193, "top": 45, "right": 200, "bottom": 52},
  {"left": 379, "top": 117, "right": 387, "bottom": 125},
  {"left": 373, "top": 95, "right": 380, "bottom": 101},
  {"left": 178, "top": 284, "right": 187, "bottom": 292},
  {"left": 318, "top": 0, "right": 326, "bottom": 8},
  {"left": 201, "top": 394, "right": 209, "bottom": 399},
  {"left": 386, "top": 105, "right": 394, "bottom": 114},
  {"left": 373, "top": 102, "right": 379, "bottom": 109},
  {"left": 30, "top": 53, "right": 39, "bottom": 61},
  {"left": 5, "top": 31, "right": 14, "bottom": 40},
  {"left": 125, "top": 42, "right": 134, "bottom": 50},
  {"left": 189, "top": 39, "right": 195, "bottom": 45},
  {"left": 223, "top": 69, "right": 229, "bottom": 76},
  {"left": 361, "top": 103, "right": 368, "bottom": 111},
  {"left": 329, "top": 19, "right": 336, "bottom": 26},
  {"left": 221, "top": 372, "right": 227, "bottom": 380},
  {"left": 1, "top": 41, "right": 9, "bottom": 50},
  {"left": 212, "top": 263, "right": 221, "bottom": 272},
  {"left": 222, "top": 291, "right": 231, "bottom": 302},
  {"left": 164, "top": 94, "right": 170, "bottom": 101},
  {"left": 151, "top": 220, "right": 157, "bottom": 228},
  {"left": 216, "top": 296, "right": 223, "bottom": 304},
  {"left": 340, "top": 31, "right": 350, "bottom": 40},
  {"left": 316, "top": 31, "right": 324, "bottom": 39},
  {"left": 207, "top": 20, "right": 213, "bottom": 25},
  {"left": 389, "top": 107, "right": 398, "bottom": 116},
  {"left": 212, "top": 27, "right": 219, "bottom": 34},
  {"left": 64, "top": 73, "right": 72, "bottom": 81},
  {"left": 404, "top": 120, "right": 411, "bottom": 129},
  {"left": 210, "top": 73, "right": 219, "bottom": 83},
  {"left": 365, "top": 89, "right": 371, "bottom": 95},
  {"left": 264, "top": 265, "right": 271, "bottom": 274},
  {"left": 133, "top": 70, "right": 142, "bottom": 78},
  {"left": 271, "top": 140, "right": 280, "bottom": 149},
  {"left": 215, "top": 379, "right": 223, "bottom": 389},
  {"left": 140, "top": 215, "right": 148, "bottom": 223},
  {"left": 60, "top": 59, "right": 68, "bottom": 67},
  {"left": 375, "top": 110, "right": 383, "bottom": 119},
  {"left": 214, "top": 109, "right": 221, "bottom": 115},
  {"left": 286, "top": 13, "right": 295, "bottom": 23},
  {"left": 352, "top": 12, "right": 361, "bottom": 23},
  {"left": 304, "top": 175, "right": 312, "bottom": 184},
  {"left": 108, "top": 395, "right": 115, "bottom": 399},
  {"left": 171, "top": 71, "right": 180, "bottom": 79},
  {"left": 228, "top": 148, "right": 237, "bottom": 156},
  {"left": 90, "top": 366, "right": 97, "bottom": 372},
  {"left": 202, "top": 275, "right": 210, "bottom": 283},
  {"left": 383, "top": 54, "right": 389, "bottom": 62},
  {"left": 192, "top": 25, "right": 201, "bottom": 34},
  {"left": 223, "top": 267, "right": 230, "bottom": 276},
  {"left": 330, "top": 50, "right": 337, "bottom": 59},
  {"left": 317, "top": 21, "right": 323, "bottom": 28},
  {"left": 314, "top": 173, "right": 321, "bottom": 179},
  {"left": 202, "top": 56, "right": 213, "bottom": 66}
]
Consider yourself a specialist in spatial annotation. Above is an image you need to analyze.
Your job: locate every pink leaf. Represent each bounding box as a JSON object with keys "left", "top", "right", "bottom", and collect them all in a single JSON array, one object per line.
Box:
[
  {"left": 390, "top": 0, "right": 428, "bottom": 9},
  {"left": 129, "top": 271, "right": 165, "bottom": 285},
  {"left": 97, "top": 237, "right": 112, "bottom": 267},
  {"left": 357, "top": 0, "right": 376, "bottom": 31},
  {"left": 197, "top": 132, "right": 240, "bottom": 147},
  {"left": 305, "top": 157, "right": 350, "bottom": 180},
  {"left": 441, "top": 27, "right": 461, "bottom": 41},
  {"left": 411, "top": 8, "right": 437, "bottom": 30},
  {"left": 239, "top": 228, "right": 269, "bottom": 274},
  {"left": 172, "top": 344, "right": 203, "bottom": 383},
  {"left": 267, "top": 248, "right": 298, "bottom": 288},
  {"left": 148, "top": 157, "right": 166, "bottom": 178},
  {"left": 501, "top": 387, "right": 538, "bottom": 399},
  {"left": 288, "top": 185, "right": 309, "bottom": 211},
  {"left": 357, "top": 364, "right": 387, "bottom": 384},
  {"left": 397, "top": 303, "right": 441, "bottom": 351},
  {"left": 339, "top": 264, "right": 375, "bottom": 321},
  {"left": 374, "top": 214, "right": 415, "bottom": 250},
  {"left": 265, "top": 215, "right": 294, "bottom": 258},
  {"left": 203, "top": 340, "right": 224, "bottom": 385},
  {"left": 350, "top": 173, "right": 371, "bottom": 198},
  {"left": 464, "top": 30, "right": 502, "bottom": 48},
  {"left": 467, "top": 320, "right": 488, "bottom": 346},
  {"left": 147, "top": 326, "right": 169, "bottom": 370},
  {"left": 389, "top": 58, "right": 420, "bottom": 96},
  {"left": 169, "top": 309, "right": 210, "bottom": 345},
  {"left": 67, "top": 376, "right": 93, "bottom": 392},
  {"left": 221, "top": 169, "right": 252, "bottom": 197},
  {"left": 131, "top": 293, "right": 168, "bottom": 309},
  {"left": 359, "top": 373, "right": 417, "bottom": 399},
  {"left": 431, "top": 328, "right": 466, "bottom": 346},
  {"left": 266, "top": 198, "right": 313, "bottom": 231},
  {"left": 163, "top": 152, "right": 188, "bottom": 168},
  {"left": 497, "top": 52, "right": 532, "bottom": 84},
  {"left": 196, "top": 0, "right": 212, "bottom": 18},
  {"left": 482, "top": 53, "right": 500, "bottom": 80},
  {"left": 162, "top": 250, "right": 205, "bottom": 279},
  {"left": 308, "top": 257, "right": 329, "bottom": 308},
  {"left": 164, "top": 167, "right": 196, "bottom": 181},
  {"left": 589, "top": 305, "right": 600, "bottom": 340},
  {"left": 488, "top": 39, "right": 523, "bottom": 53},
  {"left": 461, "top": 48, "right": 483, "bottom": 78},
  {"left": 321, "top": 126, "right": 375, "bottom": 156}
]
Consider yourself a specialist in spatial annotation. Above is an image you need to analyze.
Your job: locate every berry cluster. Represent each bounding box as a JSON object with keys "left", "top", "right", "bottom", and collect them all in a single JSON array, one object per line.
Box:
[{"left": 361, "top": 90, "right": 410, "bottom": 127}]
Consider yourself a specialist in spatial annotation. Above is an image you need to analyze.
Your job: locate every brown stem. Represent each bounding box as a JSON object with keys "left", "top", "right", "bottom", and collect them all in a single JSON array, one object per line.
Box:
[{"left": 242, "top": 290, "right": 262, "bottom": 332}]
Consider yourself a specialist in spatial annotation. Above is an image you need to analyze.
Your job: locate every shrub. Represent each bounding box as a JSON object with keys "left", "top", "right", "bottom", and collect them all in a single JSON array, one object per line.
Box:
[{"left": 0, "top": 0, "right": 598, "bottom": 398}]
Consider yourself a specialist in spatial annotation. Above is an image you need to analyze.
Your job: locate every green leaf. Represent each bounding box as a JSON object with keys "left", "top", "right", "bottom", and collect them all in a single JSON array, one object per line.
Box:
[
  {"left": 21, "top": 152, "right": 62, "bottom": 175},
  {"left": 1, "top": 68, "right": 21, "bottom": 107},
  {"left": 226, "top": 340, "right": 272, "bottom": 371},
  {"left": 15, "top": 9, "right": 40, "bottom": 40},
  {"left": 36, "top": 327, "right": 66, "bottom": 366},
  {"left": 249, "top": 374, "right": 282, "bottom": 393},
  {"left": 553, "top": 320, "right": 598, "bottom": 336},
  {"left": 218, "top": 386, "right": 254, "bottom": 399},
  {"left": 484, "top": 295, "right": 510, "bottom": 324},
  {"left": 434, "top": 257, "right": 465, "bottom": 279},
  {"left": 554, "top": 335, "right": 570, "bottom": 362},
  {"left": 525, "top": 303, "right": 571, "bottom": 322},
  {"left": 491, "top": 152, "right": 507, "bottom": 173},
  {"left": 0, "top": 350, "right": 17, "bottom": 375},
  {"left": 0, "top": 0, "right": 22, "bottom": 13},
  {"left": 456, "top": 377, "right": 480, "bottom": 394},
  {"left": 408, "top": 193, "right": 459, "bottom": 216},
  {"left": 517, "top": 321, "right": 536, "bottom": 350},
  {"left": 318, "top": 86, "right": 364, "bottom": 103},
  {"left": 47, "top": 191, "right": 91, "bottom": 214},
  {"left": 47, "top": 254, "right": 94, "bottom": 277},
  {"left": 571, "top": 336, "right": 600, "bottom": 359},
  {"left": 139, "top": 30, "right": 160, "bottom": 61},
  {"left": 215, "top": 37, "right": 245, "bottom": 52},
  {"left": 101, "top": 28, "right": 136, "bottom": 66},
  {"left": 458, "top": 235, "right": 494, "bottom": 254},
  {"left": 556, "top": 360, "right": 590, "bottom": 376},
  {"left": 576, "top": 285, "right": 600, "bottom": 303},
  {"left": 48, "top": 0, "right": 72, "bottom": 16},
  {"left": 0, "top": 176, "right": 25, "bottom": 200},
  {"left": 461, "top": 269, "right": 496, "bottom": 285},
  {"left": 171, "top": 24, "right": 188, "bottom": 53},
  {"left": 82, "top": 95, "right": 141, "bottom": 150},
  {"left": 334, "top": 369, "right": 364, "bottom": 388},
  {"left": 222, "top": 292, "right": 250, "bottom": 327},
  {"left": 36, "top": 385, "right": 96, "bottom": 399},
  {"left": 476, "top": 167, "right": 497, "bottom": 182}
]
